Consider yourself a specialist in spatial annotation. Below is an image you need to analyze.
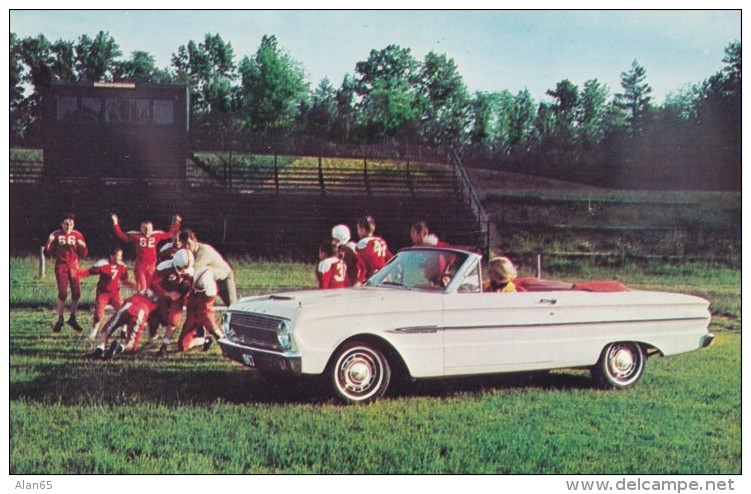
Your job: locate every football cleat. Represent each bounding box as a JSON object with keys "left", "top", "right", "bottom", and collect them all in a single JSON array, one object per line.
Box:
[
  {"left": 156, "top": 343, "right": 168, "bottom": 358},
  {"left": 111, "top": 343, "right": 125, "bottom": 359},
  {"left": 67, "top": 315, "right": 84, "bottom": 332},
  {"left": 202, "top": 337, "right": 213, "bottom": 352},
  {"left": 146, "top": 332, "right": 160, "bottom": 347},
  {"left": 88, "top": 347, "right": 105, "bottom": 359},
  {"left": 52, "top": 316, "right": 64, "bottom": 333},
  {"left": 103, "top": 340, "right": 119, "bottom": 359}
]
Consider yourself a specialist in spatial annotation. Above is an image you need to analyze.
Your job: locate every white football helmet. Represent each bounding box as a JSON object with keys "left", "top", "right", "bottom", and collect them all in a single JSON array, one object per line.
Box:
[
  {"left": 172, "top": 248, "right": 194, "bottom": 273},
  {"left": 331, "top": 224, "right": 351, "bottom": 244}
]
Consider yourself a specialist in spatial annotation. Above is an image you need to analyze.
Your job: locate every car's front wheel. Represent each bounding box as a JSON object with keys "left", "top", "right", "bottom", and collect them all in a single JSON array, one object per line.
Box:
[
  {"left": 592, "top": 342, "right": 646, "bottom": 389},
  {"left": 330, "top": 341, "right": 391, "bottom": 404}
]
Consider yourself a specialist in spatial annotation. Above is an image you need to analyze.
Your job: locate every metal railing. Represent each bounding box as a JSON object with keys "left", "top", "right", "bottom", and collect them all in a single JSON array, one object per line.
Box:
[
  {"left": 188, "top": 152, "right": 456, "bottom": 197},
  {"left": 451, "top": 150, "right": 491, "bottom": 258}
]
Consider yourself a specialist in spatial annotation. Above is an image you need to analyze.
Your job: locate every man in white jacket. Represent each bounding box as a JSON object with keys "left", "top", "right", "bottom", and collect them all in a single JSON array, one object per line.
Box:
[{"left": 177, "top": 229, "right": 237, "bottom": 307}]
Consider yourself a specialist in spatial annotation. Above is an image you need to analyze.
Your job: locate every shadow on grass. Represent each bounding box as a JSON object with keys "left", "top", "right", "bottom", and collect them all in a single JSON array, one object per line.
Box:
[
  {"left": 11, "top": 364, "right": 330, "bottom": 406},
  {"left": 391, "top": 370, "right": 593, "bottom": 401},
  {"left": 10, "top": 349, "right": 595, "bottom": 407}
]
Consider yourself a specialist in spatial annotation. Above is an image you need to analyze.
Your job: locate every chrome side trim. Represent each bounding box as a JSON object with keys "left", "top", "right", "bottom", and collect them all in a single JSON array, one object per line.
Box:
[
  {"left": 442, "top": 316, "right": 709, "bottom": 331},
  {"left": 386, "top": 326, "right": 440, "bottom": 334},
  {"left": 387, "top": 317, "right": 708, "bottom": 335}
]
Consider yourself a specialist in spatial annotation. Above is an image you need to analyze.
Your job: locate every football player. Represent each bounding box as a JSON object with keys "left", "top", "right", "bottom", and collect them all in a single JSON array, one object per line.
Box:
[
  {"left": 157, "top": 230, "right": 180, "bottom": 263},
  {"left": 410, "top": 219, "right": 449, "bottom": 247},
  {"left": 176, "top": 229, "right": 237, "bottom": 307},
  {"left": 316, "top": 239, "right": 348, "bottom": 289},
  {"left": 146, "top": 248, "right": 195, "bottom": 357},
  {"left": 354, "top": 215, "right": 393, "bottom": 285},
  {"left": 410, "top": 219, "right": 453, "bottom": 286},
  {"left": 176, "top": 267, "right": 225, "bottom": 352},
  {"left": 89, "top": 248, "right": 194, "bottom": 359},
  {"left": 43, "top": 214, "right": 88, "bottom": 333},
  {"left": 331, "top": 224, "right": 359, "bottom": 287},
  {"left": 76, "top": 246, "right": 135, "bottom": 340},
  {"left": 112, "top": 213, "right": 182, "bottom": 291}
]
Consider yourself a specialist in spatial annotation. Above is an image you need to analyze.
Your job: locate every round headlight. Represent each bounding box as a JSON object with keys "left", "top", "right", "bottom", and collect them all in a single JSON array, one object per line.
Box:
[
  {"left": 221, "top": 312, "right": 233, "bottom": 338},
  {"left": 276, "top": 320, "right": 292, "bottom": 350}
]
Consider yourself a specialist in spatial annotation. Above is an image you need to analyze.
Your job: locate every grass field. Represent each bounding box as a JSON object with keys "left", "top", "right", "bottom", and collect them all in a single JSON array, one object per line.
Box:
[
  {"left": 193, "top": 152, "right": 446, "bottom": 175},
  {"left": 9, "top": 256, "right": 741, "bottom": 474}
]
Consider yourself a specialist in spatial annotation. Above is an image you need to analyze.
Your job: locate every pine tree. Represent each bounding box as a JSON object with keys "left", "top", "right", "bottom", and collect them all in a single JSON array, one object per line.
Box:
[{"left": 614, "top": 60, "right": 653, "bottom": 135}]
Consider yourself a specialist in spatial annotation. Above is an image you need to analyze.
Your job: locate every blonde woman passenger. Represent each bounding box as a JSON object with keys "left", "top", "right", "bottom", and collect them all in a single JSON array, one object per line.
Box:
[{"left": 483, "top": 256, "right": 518, "bottom": 293}]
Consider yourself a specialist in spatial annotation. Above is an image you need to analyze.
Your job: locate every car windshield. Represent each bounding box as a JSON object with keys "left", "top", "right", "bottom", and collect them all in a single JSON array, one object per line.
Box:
[{"left": 366, "top": 249, "right": 469, "bottom": 291}]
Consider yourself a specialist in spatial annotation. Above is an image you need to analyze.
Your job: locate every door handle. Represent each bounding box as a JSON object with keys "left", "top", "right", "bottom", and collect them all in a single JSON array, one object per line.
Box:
[{"left": 539, "top": 298, "right": 557, "bottom": 305}]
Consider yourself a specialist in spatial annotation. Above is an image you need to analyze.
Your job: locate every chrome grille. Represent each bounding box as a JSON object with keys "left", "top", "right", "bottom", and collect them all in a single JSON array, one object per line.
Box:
[{"left": 228, "top": 312, "right": 283, "bottom": 350}]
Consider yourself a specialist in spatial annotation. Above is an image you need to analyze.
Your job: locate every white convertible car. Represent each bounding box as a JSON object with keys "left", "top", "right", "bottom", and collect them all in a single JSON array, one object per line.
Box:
[{"left": 218, "top": 247, "right": 714, "bottom": 404}]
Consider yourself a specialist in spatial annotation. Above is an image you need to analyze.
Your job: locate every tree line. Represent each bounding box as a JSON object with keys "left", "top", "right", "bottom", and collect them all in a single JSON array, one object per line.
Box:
[{"left": 9, "top": 31, "right": 741, "bottom": 189}]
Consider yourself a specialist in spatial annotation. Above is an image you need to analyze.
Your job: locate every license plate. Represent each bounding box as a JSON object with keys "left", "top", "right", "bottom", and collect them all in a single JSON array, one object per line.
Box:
[{"left": 242, "top": 353, "right": 255, "bottom": 367}]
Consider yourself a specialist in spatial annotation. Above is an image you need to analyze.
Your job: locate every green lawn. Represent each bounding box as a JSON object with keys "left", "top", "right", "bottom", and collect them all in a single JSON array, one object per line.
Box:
[{"left": 9, "top": 257, "right": 741, "bottom": 474}]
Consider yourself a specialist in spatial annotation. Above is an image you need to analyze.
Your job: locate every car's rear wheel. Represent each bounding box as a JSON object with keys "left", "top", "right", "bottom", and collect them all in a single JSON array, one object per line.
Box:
[
  {"left": 330, "top": 341, "right": 391, "bottom": 404},
  {"left": 592, "top": 342, "right": 646, "bottom": 389}
]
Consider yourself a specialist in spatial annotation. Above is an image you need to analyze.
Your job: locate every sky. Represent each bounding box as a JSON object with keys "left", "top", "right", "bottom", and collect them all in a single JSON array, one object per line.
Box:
[{"left": 8, "top": 8, "right": 742, "bottom": 104}]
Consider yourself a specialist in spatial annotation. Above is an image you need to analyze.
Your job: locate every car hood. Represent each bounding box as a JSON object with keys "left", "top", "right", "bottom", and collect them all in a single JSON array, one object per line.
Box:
[{"left": 229, "top": 287, "right": 438, "bottom": 322}]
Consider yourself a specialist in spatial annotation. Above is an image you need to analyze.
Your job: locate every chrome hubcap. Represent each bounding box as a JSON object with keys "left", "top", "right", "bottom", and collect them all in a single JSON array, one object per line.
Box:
[
  {"left": 346, "top": 360, "right": 372, "bottom": 386},
  {"left": 608, "top": 345, "right": 638, "bottom": 379},
  {"left": 337, "top": 349, "right": 381, "bottom": 397}
]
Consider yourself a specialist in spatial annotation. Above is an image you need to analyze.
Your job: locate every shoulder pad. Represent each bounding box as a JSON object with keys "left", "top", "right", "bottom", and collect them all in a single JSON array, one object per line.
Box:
[
  {"left": 156, "top": 260, "right": 174, "bottom": 272},
  {"left": 425, "top": 234, "right": 439, "bottom": 246},
  {"left": 317, "top": 257, "right": 339, "bottom": 274},
  {"left": 356, "top": 237, "right": 373, "bottom": 249}
]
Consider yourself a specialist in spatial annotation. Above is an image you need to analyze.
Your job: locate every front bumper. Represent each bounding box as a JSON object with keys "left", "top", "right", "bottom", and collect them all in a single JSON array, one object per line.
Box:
[
  {"left": 701, "top": 333, "right": 716, "bottom": 348},
  {"left": 218, "top": 338, "right": 302, "bottom": 375}
]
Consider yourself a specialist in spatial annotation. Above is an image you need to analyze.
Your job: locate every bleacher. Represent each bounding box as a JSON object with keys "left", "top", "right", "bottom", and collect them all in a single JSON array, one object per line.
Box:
[
  {"left": 10, "top": 153, "right": 488, "bottom": 260},
  {"left": 9, "top": 158, "right": 43, "bottom": 184},
  {"left": 186, "top": 153, "right": 458, "bottom": 196}
]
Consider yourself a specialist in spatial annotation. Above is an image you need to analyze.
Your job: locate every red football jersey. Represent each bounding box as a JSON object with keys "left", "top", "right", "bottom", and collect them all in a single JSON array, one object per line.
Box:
[
  {"left": 157, "top": 241, "right": 179, "bottom": 262},
  {"left": 421, "top": 233, "right": 450, "bottom": 248},
  {"left": 355, "top": 236, "right": 393, "bottom": 283},
  {"left": 148, "top": 260, "right": 191, "bottom": 302},
  {"left": 126, "top": 292, "right": 159, "bottom": 316},
  {"left": 79, "top": 258, "right": 130, "bottom": 295},
  {"left": 316, "top": 256, "right": 348, "bottom": 289},
  {"left": 423, "top": 251, "right": 458, "bottom": 286},
  {"left": 338, "top": 242, "right": 359, "bottom": 287},
  {"left": 44, "top": 229, "right": 88, "bottom": 265},
  {"left": 186, "top": 267, "right": 218, "bottom": 313},
  {"left": 186, "top": 291, "right": 217, "bottom": 315},
  {"left": 414, "top": 235, "right": 453, "bottom": 285},
  {"left": 113, "top": 222, "right": 180, "bottom": 265}
]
